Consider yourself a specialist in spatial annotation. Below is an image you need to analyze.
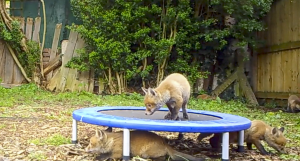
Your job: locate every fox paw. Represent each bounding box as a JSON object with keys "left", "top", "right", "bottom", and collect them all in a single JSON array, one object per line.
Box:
[
  {"left": 164, "top": 113, "right": 172, "bottom": 119},
  {"left": 183, "top": 113, "right": 189, "bottom": 120}
]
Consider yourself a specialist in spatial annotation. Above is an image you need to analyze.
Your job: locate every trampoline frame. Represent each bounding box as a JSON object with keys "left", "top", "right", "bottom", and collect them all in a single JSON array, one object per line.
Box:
[{"left": 72, "top": 106, "right": 251, "bottom": 161}]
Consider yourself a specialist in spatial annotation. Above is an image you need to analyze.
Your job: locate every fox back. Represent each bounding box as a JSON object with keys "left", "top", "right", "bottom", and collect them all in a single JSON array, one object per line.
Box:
[{"left": 142, "top": 73, "right": 191, "bottom": 116}]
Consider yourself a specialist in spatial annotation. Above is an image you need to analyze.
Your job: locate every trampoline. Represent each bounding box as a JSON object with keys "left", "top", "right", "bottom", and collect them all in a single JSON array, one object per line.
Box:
[{"left": 72, "top": 106, "right": 251, "bottom": 161}]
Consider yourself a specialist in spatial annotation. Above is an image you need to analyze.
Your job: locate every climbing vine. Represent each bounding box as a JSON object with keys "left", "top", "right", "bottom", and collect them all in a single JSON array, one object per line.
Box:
[{"left": 0, "top": 20, "right": 40, "bottom": 77}]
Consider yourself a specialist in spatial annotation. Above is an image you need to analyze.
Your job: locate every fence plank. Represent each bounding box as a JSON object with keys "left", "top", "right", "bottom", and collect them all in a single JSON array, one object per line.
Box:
[
  {"left": 261, "top": 54, "right": 267, "bottom": 91},
  {"left": 273, "top": 2, "right": 279, "bottom": 45},
  {"left": 283, "top": 1, "right": 291, "bottom": 43},
  {"left": 47, "top": 23, "right": 62, "bottom": 81},
  {"left": 46, "top": 40, "right": 68, "bottom": 91},
  {"left": 291, "top": 49, "right": 298, "bottom": 92},
  {"left": 13, "top": 61, "right": 25, "bottom": 84},
  {"left": 0, "top": 41, "right": 5, "bottom": 79},
  {"left": 298, "top": 50, "right": 300, "bottom": 93},
  {"left": 266, "top": 10, "right": 271, "bottom": 46},
  {"left": 270, "top": 53, "right": 276, "bottom": 92},
  {"left": 283, "top": 50, "right": 292, "bottom": 92},
  {"left": 32, "top": 17, "right": 41, "bottom": 43},
  {"left": 57, "top": 31, "right": 79, "bottom": 91},
  {"left": 65, "top": 35, "right": 86, "bottom": 91},
  {"left": 257, "top": 55, "right": 262, "bottom": 91},
  {"left": 88, "top": 69, "right": 95, "bottom": 93},
  {"left": 25, "top": 18, "right": 33, "bottom": 40},
  {"left": 268, "top": 7, "right": 275, "bottom": 46},
  {"left": 19, "top": 17, "right": 25, "bottom": 33},
  {"left": 276, "top": 52, "right": 283, "bottom": 92},
  {"left": 4, "top": 46, "right": 13, "bottom": 84},
  {"left": 298, "top": 1, "right": 300, "bottom": 41},
  {"left": 266, "top": 53, "right": 272, "bottom": 91}
]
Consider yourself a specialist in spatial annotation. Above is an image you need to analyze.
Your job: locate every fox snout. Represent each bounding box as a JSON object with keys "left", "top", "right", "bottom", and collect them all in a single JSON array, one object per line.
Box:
[
  {"left": 145, "top": 106, "right": 161, "bottom": 115},
  {"left": 145, "top": 109, "right": 155, "bottom": 115},
  {"left": 85, "top": 147, "right": 91, "bottom": 153}
]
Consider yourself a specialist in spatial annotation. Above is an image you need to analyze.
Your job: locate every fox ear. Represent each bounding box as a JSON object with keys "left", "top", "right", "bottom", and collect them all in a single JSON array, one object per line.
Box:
[
  {"left": 149, "top": 88, "right": 157, "bottom": 96},
  {"left": 272, "top": 127, "right": 279, "bottom": 135},
  {"left": 96, "top": 129, "right": 105, "bottom": 139},
  {"left": 141, "top": 87, "right": 148, "bottom": 94},
  {"left": 95, "top": 129, "right": 101, "bottom": 137},
  {"left": 279, "top": 127, "right": 285, "bottom": 133}
]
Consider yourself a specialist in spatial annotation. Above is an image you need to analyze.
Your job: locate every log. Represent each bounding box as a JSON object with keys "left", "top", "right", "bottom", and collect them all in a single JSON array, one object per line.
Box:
[{"left": 43, "top": 54, "right": 62, "bottom": 75}]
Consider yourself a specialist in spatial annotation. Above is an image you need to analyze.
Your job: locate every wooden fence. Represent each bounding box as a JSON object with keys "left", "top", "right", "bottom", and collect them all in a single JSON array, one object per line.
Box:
[
  {"left": 0, "top": 16, "right": 95, "bottom": 92},
  {"left": 254, "top": 0, "right": 300, "bottom": 99},
  {"left": 0, "top": 41, "right": 26, "bottom": 86}
]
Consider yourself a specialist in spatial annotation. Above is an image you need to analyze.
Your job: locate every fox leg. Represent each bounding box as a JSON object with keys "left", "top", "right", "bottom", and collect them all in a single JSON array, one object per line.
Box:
[
  {"left": 197, "top": 133, "right": 213, "bottom": 142},
  {"left": 170, "top": 98, "right": 183, "bottom": 120},
  {"left": 246, "top": 142, "right": 253, "bottom": 150},
  {"left": 181, "top": 101, "right": 189, "bottom": 120},
  {"left": 165, "top": 102, "right": 175, "bottom": 120},
  {"left": 252, "top": 140, "right": 269, "bottom": 155},
  {"left": 290, "top": 105, "right": 295, "bottom": 113},
  {"left": 209, "top": 133, "right": 222, "bottom": 149},
  {"left": 287, "top": 102, "right": 290, "bottom": 112}
]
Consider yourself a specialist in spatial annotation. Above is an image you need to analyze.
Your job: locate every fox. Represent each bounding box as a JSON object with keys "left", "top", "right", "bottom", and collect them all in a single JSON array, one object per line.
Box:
[
  {"left": 85, "top": 129, "right": 206, "bottom": 161},
  {"left": 287, "top": 95, "right": 300, "bottom": 113},
  {"left": 196, "top": 94, "right": 216, "bottom": 100},
  {"left": 141, "top": 73, "right": 191, "bottom": 121},
  {"left": 197, "top": 120, "right": 287, "bottom": 155}
]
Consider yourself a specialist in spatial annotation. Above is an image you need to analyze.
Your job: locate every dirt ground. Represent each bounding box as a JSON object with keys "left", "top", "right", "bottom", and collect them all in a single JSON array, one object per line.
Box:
[{"left": 0, "top": 105, "right": 299, "bottom": 161}]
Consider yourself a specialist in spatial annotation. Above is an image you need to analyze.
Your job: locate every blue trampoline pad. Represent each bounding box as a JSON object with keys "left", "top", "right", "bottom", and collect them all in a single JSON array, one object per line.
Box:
[{"left": 72, "top": 106, "right": 251, "bottom": 133}]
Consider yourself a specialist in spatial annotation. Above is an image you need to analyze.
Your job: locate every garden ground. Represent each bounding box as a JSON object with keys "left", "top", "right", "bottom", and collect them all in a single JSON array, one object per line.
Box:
[{"left": 0, "top": 84, "right": 299, "bottom": 161}]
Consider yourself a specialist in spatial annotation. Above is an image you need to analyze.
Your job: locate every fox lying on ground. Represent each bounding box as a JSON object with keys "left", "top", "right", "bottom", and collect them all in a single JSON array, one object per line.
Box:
[
  {"left": 197, "top": 120, "right": 287, "bottom": 155},
  {"left": 85, "top": 129, "right": 206, "bottom": 161},
  {"left": 142, "top": 73, "right": 191, "bottom": 121},
  {"left": 287, "top": 95, "right": 300, "bottom": 113},
  {"left": 196, "top": 94, "right": 216, "bottom": 100}
]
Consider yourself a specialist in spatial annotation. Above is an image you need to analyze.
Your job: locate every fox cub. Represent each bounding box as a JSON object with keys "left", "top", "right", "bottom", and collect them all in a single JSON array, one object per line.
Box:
[
  {"left": 287, "top": 95, "right": 300, "bottom": 113},
  {"left": 85, "top": 129, "right": 206, "bottom": 161},
  {"left": 142, "top": 73, "right": 191, "bottom": 120},
  {"left": 197, "top": 120, "right": 287, "bottom": 155}
]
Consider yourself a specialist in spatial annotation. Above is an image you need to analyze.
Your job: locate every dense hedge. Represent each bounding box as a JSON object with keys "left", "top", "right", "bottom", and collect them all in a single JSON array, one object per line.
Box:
[{"left": 68, "top": 0, "right": 273, "bottom": 94}]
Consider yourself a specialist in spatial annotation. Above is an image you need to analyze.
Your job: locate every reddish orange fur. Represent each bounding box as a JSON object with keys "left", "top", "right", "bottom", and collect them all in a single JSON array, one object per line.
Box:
[
  {"left": 196, "top": 94, "right": 216, "bottom": 100},
  {"left": 197, "top": 120, "right": 287, "bottom": 155},
  {"left": 142, "top": 73, "right": 191, "bottom": 120},
  {"left": 287, "top": 95, "right": 300, "bottom": 113},
  {"left": 85, "top": 129, "right": 206, "bottom": 161}
]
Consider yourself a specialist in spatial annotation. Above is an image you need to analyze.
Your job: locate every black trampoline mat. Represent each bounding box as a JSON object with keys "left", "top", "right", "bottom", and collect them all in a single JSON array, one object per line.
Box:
[{"left": 100, "top": 110, "right": 220, "bottom": 121}]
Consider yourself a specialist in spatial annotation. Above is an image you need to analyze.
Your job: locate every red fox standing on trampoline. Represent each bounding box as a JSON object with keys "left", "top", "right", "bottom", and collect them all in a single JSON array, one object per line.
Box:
[{"left": 142, "top": 73, "right": 191, "bottom": 121}]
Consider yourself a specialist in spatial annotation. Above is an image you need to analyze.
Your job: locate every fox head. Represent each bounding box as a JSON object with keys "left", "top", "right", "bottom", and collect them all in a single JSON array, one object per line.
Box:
[
  {"left": 266, "top": 127, "right": 287, "bottom": 154},
  {"left": 85, "top": 129, "right": 113, "bottom": 154},
  {"left": 142, "top": 87, "right": 163, "bottom": 115},
  {"left": 294, "top": 99, "right": 300, "bottom": 109}
]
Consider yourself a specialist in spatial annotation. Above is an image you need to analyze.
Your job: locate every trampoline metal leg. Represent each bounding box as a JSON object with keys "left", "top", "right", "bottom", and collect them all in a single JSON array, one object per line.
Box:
[
  {"left": 72, "top": 119, "right": 78, "bottom": 144},
  {"left": 238, "top": 130, "right": 245, "bottom": 152},
  {"left": 123, "top": 129, "right": 130, "bottom": 161},
  {"left": 221, "top": 132, "right": 229, "bottom": 161}
]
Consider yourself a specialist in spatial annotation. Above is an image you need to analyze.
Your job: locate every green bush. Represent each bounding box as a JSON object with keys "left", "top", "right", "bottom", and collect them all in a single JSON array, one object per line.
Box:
[{"left": 69, "top": 0, "right": 273, "bottom": 94}]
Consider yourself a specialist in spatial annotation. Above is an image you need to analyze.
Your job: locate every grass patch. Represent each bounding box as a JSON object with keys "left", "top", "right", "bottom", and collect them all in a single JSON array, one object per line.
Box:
[
  {"left": 1, "top": 84, "right": 300, "bottom": 160},
  {"left": 0, "top": 124, "right": 6, "bottom": 130},
  {"left": 29, "top": 133, "right": 71, "bottom": 146},
  {"left": 28, "top": 151, "right": 47, "bottom": 160}
]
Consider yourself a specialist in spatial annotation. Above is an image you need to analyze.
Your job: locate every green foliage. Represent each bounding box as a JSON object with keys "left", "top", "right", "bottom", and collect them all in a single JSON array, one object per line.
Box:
[
  {"left": 0, "top": 21, "right": 40, "bottom": 77},
  {"left": 29, "top": 133, "right": 71, "bottom": 146},
  {"left": 68, "top": 0, "right": 273, "bottom": 91},
  {"left": 28, "top": 151, "right": 46, "bottom": 161}
]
